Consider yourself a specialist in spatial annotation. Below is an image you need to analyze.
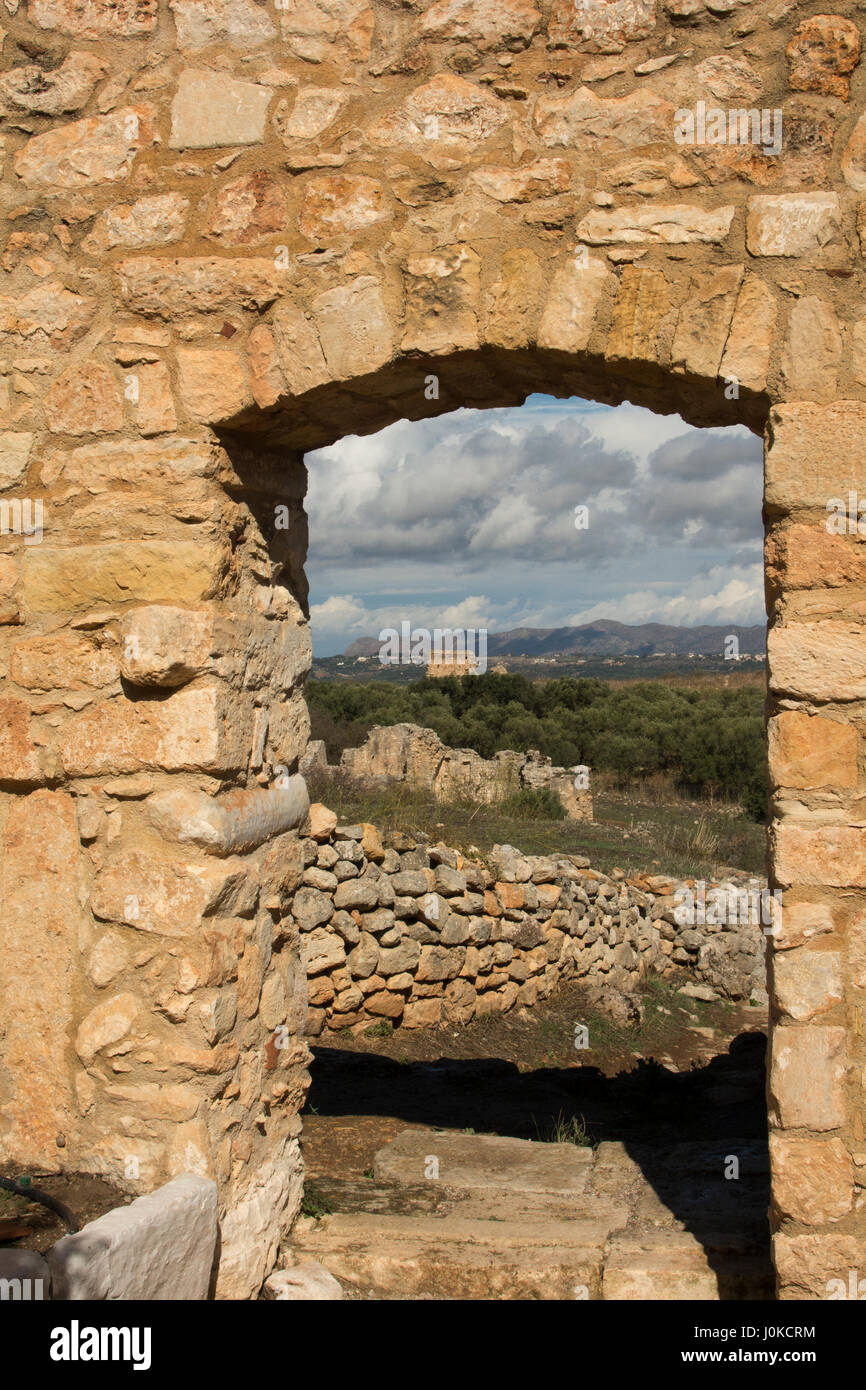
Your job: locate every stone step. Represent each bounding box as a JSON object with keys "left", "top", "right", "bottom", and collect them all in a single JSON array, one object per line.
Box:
[
  {"left": 602, "top": 1232, "right": 774, "bottom": 1301},
  {"left": 292, "top": 1211, "right": 611, "bottom": 1300},
  {"left": 373, "top": 1129, "right": 594, "bottom": 1196},
  {"left": 309, "top": 1173, "right": 628, "bottom": 1227},
  {"left": 292, "top": 1132, "right": 773, "bottom": 1300}
]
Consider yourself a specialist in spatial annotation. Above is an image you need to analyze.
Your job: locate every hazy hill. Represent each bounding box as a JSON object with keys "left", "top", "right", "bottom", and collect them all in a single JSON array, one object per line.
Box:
[{"left": 343, "top": 621, "right": 766, "bottom": 660}]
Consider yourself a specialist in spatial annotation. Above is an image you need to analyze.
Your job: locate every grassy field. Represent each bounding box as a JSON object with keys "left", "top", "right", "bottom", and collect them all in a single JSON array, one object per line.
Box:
[{"left": 306, "top": 770, "right": 767, "bottom": 879}]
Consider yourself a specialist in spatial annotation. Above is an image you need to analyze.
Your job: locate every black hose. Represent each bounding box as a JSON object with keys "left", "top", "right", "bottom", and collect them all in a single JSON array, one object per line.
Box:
[{"left": 0, "top": 1175, "right": 80, "bottom": 1234}]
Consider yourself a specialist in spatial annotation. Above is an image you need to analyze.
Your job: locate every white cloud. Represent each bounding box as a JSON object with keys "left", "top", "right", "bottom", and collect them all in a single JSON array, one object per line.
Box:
[
  {"left": 304, "top": 396, "right": 766, "bottom": 652},
  {"left": 309, "top": 594, "right": 370, "bottom": 633},
  {"left": 565, "top": 565, "right": 764, "bottom": 628}
]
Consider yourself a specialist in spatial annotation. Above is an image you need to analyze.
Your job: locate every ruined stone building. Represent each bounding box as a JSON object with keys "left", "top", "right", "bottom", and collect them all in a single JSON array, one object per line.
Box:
[{"left": 0, "top": 0, "right": 863, "bottom": 1298}]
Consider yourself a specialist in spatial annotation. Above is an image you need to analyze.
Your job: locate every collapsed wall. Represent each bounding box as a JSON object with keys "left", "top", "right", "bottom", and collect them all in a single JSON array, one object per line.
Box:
[
  {"left": 295, "top": 806, "right": 767, "bottom": 1036},
  {"left": 320, "top": 722, "right": 593, "bottom": 821}
]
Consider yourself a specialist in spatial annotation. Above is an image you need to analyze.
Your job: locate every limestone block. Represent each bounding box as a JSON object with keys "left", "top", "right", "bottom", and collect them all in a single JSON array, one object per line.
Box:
[
  {"left": 534, "top": 86, "right": 674, "bottom": 152},
  {"left": 263, "top": 1260, "right": 343, "bottom": 1300},
  {"left": 118, "top": 256, "right": 284, "bottom": 317},
  {"left": 61, "top": 685, "right": 250, "bottom": 776},
  {"left": 276, "top": 87, "right": 348, "bottom": 141},
  {"left": 787, "top": 15, "right": 861, "bottom": 100},
  {"left": 270, "top": 299, "right": 330, "bottom": 395},
  {"left": 334, "top": 878, "right": 379, "bottom": 910},
  {"left": 119, "top": 605, "right": 212, "bottom": 686},
  {"left": 215, "top": 1138, "right": 302, "bottom": 1298},
  {"left": 278, "top": 0, "right": 374, "bottom": 65},
  {"left": 0, "top": 694, "right": 42, "bottom": 784},
  {"left": 170, "top": 0, "right": 276, "bottom": 48},
  {"left": 30, "top": 0, "right": 156, "bottom": 35},
  {"left": 177, "top": 348, "right": 253, "bottom": 423},
  {"left": 578, "top": 203, "right": 736, "bottom": 245},
  {"left": 367, "top": 74, "right": 508, "bottom": 155},
  {"left": 44, "top": 362, "right": 124, "bottom": 434},
  {"left": 311, "top": 276, "right": 393, "bottom": 378},
  {"left": 606, "top": 266, "right": 671, "bottom": 365},
  {"left": 39, "top": 438, "right": 220, "bottom": 491},
  {"left": 0, "top": 432, "right": 33, "bottom": 489},
  {"left": 147, "top": 781, "right": 310, "bottom": 855},
  {"left": 768, "top": 1025, "right": 847, "bottom": 1130},
  {"left": 538, "top": 254, "right": 613, "bottom": 353},
  {"left": 768, "top": 711, "right": 859, "bottom": 790},
  {"left": 766, "top": 513, "right": 866, "bottom": 589},
  {"left": 670, "top": 264, "right": 744, "bottom": 379},
  {"left": 303, "top": 928, "right": 347, "bottom": 975},
  {"left": 308, "top": 803, "right": 337, "bottom": 841},
  {"left": 132, "top": 362, "right": 177, "bottom": 435},
  {"left": 772, "top": 948, "right": 843, "bottom": 1021},
  {"left": 746, "top": 193, "right": 844, "bottom": 261},
  {"left": 378, "top": 940, "right": 421, "bottom": 975},
  {"left": 472, "top": 159, "right": 570, "bottom": 203},
  {"left": 719, "top": 275, "right": 777, "bottom": 393},
  {"left": 773, "top": 823, "right": 866, "bottom": 888},
  {"left": 485, "top": 247, "right": 544, "bottom": 349},
  {"left": 766, "top": 402, "right": 866, "bottom": 511},
  {"left": 0, "top": 791, "right": 80, "bottom": 1167},
  {"left": 417, "top": 944, "right": 463, "bottom": 981},
  {"left": 768, "top": 622, "right": 866, "bottom": 701},
  {"left": 299, "top": 175, "right": 388, "bottom": 240},
  {"left": 365, "top": 990, "right": 403, "bottom": 1017},
  {"left": 0, "top": 282, "right": 97, "bottom": 351},
  {"left": 420, "top": 0, "right": 540, "bottom": 50},
  {"left": 74, "top": 991, "right": 141, "bottom": 1063},
  {"left": 548, "top": 0, "right": 655, "bottom": 52},
  {"left": 14, "top": 107, "right": 156, "bottom": 187},
  {"left": 772, "top": 898, "right": 835, "bottom": 952},
  {"left": 842, "top": 111, "right": 866, "bottom": 191},
  {"left": 24, "top": 539, "right": 228, "bottom": 611},
  {"left": 83, "top": 193, "right": 189, "bottom": 254},
  {"left": 0, "top": 53, "right": 104, "bottom": 117},
  {"left": 170, "top": 70, "right": 271, "bottom": 149},
  {"left": 205, "top": 172, "right": 286, "bottom": 247},
  {"left": 91, "top": 851, "right": 256, "bottom": 935},
  {"left": 780, "top": 296, "right": 842, "bottom": 399},
  {"left": 49, "top": 1175, "right": 218, "bottom": 1300},
  {"left": 773, "top": 1233, "right": 861, "bottom": 1300}
]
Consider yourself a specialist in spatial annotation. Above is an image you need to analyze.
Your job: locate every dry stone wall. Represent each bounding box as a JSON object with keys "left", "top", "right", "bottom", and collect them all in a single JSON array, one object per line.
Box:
[
  {"left": 296, "top": 808, "right": 767, "bottom": 1036},
  {"left": 0, "top": 0, "right": 863, "bottom": 1298},
  {"left": 333, "top": 721, "right": 593, "bottom": 819}
]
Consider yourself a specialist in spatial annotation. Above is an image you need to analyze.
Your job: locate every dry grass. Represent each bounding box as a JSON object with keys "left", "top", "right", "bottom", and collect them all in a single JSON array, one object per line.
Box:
[{"left": 306, "top": 770, "right": 767, "bottom": 878}]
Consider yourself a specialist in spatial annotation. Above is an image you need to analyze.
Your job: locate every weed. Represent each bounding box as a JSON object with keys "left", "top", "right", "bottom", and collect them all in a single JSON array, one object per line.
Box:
[
  {"left": 300, "top": 1182, "right": 332, "bottom": 1220},
  {"left": 533, "top": 1111, "right": 592, "bottom": 1146},
  {"left": 364, "top": 1020, "right": 393, "bottom": 1039}
]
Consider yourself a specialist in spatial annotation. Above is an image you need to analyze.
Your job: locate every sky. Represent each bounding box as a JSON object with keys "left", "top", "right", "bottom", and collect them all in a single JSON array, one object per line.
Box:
[{"left": 303, "top": 394, "right": 766, "bottom": 657}]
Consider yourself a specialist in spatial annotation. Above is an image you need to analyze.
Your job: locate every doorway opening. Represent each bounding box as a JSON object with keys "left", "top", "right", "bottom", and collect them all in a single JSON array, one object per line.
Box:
[{"left": 290, "top": 390, "right": 772, "bottom": 1299}]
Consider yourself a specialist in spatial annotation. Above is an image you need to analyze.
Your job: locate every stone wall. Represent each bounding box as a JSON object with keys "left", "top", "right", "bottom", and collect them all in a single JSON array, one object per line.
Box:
[
  {"left": 296, "top": 806, "right": 767, "bottom": 1035},
  {"left": 335, "top": 721, "right": 593, "bottom": 819},
  {"left": 0, "top": 0, "right": 863, "bottom": 1298}
]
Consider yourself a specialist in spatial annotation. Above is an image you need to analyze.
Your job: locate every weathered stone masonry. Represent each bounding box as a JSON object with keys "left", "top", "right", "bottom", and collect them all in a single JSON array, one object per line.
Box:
[
  {"left": 321, "top": 720, "right": 593, "bottom": 818},
  {"left": 296, "top": 810, "right": 768, "bottom": 1035},
  {"left": 0, "top": 0, "right": 864, "bottom": 1298}
]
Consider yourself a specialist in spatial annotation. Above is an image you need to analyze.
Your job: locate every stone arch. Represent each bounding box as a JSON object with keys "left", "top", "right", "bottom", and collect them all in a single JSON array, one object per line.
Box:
[{"left": 0, "top": 0, "right": 864, "bottom": 1299}]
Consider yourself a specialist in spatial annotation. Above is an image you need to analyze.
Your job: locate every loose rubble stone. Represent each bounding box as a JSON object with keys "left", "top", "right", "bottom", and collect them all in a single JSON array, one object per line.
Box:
[{"left": 49, "top": 1175, "right": 218, "bottom": 1299}]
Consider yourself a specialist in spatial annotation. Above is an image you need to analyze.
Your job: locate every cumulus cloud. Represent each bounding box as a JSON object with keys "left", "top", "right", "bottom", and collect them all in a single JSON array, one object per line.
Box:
[
  {"left": 309, "top": 594, "right": 370, "bottom": 633},
  {"left": 565, "top": 566, "right": 764, "bottom": 629},
  {"left": 304, "top": 397, "right": 766, "bottom": 654}
]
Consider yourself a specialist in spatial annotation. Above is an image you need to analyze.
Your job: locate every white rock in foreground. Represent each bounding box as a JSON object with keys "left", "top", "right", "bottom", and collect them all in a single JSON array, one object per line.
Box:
[{"left": 264, "top": 1259, "right": 344, "bottom": 1301}]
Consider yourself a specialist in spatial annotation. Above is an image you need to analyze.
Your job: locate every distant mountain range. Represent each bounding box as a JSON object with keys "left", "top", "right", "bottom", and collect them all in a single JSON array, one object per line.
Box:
[{"left": 343, "top": 621, "right": 766, "bottom": 660}]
